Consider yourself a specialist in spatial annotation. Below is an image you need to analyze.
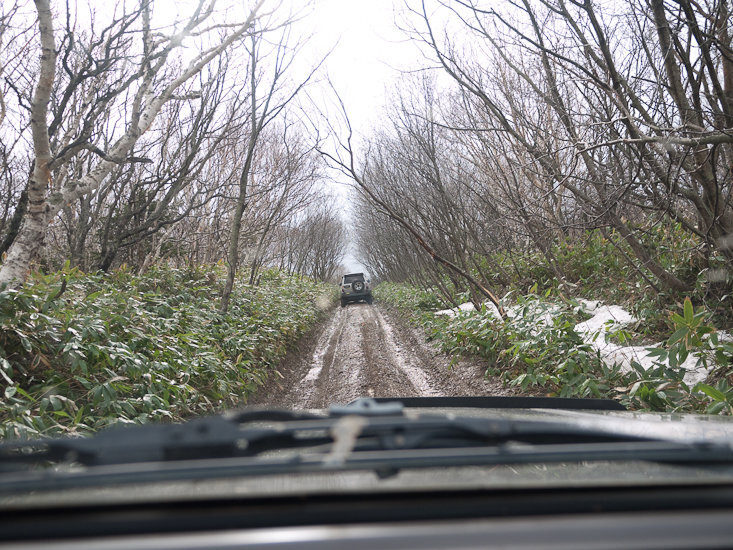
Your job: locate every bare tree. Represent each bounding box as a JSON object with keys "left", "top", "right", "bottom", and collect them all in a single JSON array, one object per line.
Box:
[
  {"left": 277, "top": 198, "right": 347, "bottom": 281},
  {"left": 86, "top": 60, "right": 246, "bottom": 272},
  {"left": 318, "top": 85, "right": 508, "bottom": 317},
  {"left": 0, "top": 0, "right": 266, "bottom": 286},
  {"left": 220, "top": 13, "right": 321, "bottom": 312},
  {"left": 405, "top": 0, "right": 732, "bottom": 293}
]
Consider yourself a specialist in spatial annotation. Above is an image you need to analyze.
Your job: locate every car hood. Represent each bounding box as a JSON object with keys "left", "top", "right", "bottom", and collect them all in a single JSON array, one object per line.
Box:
[
  {"left": 416, "top": 405, "right": 733, "bottom": 442},
  {"left": 3, "top": 402, "right": 733, "bottom": 509}
]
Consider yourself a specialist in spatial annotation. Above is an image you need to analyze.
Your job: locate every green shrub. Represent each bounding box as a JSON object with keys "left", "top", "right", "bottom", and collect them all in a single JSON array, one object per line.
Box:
[
  {"left": 423, "top": 295, "right": 622, "bottom": 399},
  {"left": 374, "top": 282, "right": 444, "bottom": 314},
  {"left": 0, "top": 266, "right": 335, "bottom": 439},
  {"left": 378, "top": 280, "right": 732, "bottom": 414}
]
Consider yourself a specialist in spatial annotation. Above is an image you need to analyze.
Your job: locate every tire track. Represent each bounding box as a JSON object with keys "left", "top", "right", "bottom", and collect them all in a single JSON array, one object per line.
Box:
[
  {"left": 372, "top": 308, "right": 440, "bottom": 397},
  {"left": 359, "top": 306, "right": 418, "bottom": 398},
  {"left": 294, "top": 307, "right": 347, "bottom": 408},
  {"left": 247, "top": 303, "right": 512, "bottom": 410}
]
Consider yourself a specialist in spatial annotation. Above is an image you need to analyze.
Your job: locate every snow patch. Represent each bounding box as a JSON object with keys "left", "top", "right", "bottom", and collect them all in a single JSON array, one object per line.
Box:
[
  {"left": 573, "top": 303, "right": 713, "bottom": 386},
  {"left": 435, "top": 302, "right": 477, "bottom": 317},
  {"left": 576, "top": 299, "right": 600, "bottom": 313},
  {"left": 574, "top": 305, "right": 636, "bottom": 340},
  {"left": 434, "top": 296, "right": 724, "bottom": 386},
  {"left": 508, "top": 302, "right": 561, "bottom": 330}
]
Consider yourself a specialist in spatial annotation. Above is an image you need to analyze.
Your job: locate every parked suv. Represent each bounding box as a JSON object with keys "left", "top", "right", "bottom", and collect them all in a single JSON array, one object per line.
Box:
[{"left": 340, "top": 272, "right": 372, "bottom": 307}]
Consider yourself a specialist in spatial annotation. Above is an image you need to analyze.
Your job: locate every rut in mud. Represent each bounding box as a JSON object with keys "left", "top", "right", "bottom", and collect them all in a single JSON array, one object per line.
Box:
[{"left": 248, "top": 303, "right": 510, "bottom": 408}]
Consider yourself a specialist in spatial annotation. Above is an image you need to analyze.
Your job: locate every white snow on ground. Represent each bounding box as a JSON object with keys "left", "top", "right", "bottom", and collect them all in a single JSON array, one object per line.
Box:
[
  {"left": 435, "top": 302, "right": 477, "bottom": 316},
  {"left": 572, "top": 301, "right": 713, "bottom": 386},
  {"left": 435, "top": 301, "right": 559, "bottom": 328},
  {"left": 574, "top": 300, "right": 635, "bottom": 332},
  {"left": 434, "top": 298, "right": 726, "bottom": 386}
]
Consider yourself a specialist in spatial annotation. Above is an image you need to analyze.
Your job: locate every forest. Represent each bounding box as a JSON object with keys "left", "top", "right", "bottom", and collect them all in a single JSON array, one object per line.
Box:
[
  {"left": 0, "top": 0, "right": 347, "bottom": 299},
  {"left": 1, "top": 0, "right": 733, "bottom": 435},
  {"left": 348, "top": 1, "right": 732, "bottom": 311}
]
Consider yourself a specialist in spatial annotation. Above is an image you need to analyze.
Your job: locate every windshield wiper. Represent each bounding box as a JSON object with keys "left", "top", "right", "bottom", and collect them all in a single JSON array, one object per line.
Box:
[
  {"left": 1, "top": 399, "right": 732, "bottom": 494},
  {"left": 0, "top": 408, "right": 326, "bottom": 469}
]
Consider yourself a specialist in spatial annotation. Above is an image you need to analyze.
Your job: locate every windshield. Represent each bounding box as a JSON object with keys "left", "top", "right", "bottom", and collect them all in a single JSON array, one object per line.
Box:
[
  {"left": 343, "top": 274, "right": 364, "bottom": 284},
  {"left": 0, "top": 0, "right": 732, "bottom": 508}
]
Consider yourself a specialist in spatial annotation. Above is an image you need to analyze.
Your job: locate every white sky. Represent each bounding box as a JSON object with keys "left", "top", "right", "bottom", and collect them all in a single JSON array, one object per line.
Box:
[
  {"left": 303, "top": 0, "right": 422, "bottom": 135},
  {"left": 294, "top": 0, "right": 428, "bottom": 273}
]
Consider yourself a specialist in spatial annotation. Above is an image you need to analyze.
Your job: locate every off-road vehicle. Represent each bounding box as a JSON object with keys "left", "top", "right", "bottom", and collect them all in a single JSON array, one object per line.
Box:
[{"left": 340, "top": 272, "right": 372, "bottom": 307}]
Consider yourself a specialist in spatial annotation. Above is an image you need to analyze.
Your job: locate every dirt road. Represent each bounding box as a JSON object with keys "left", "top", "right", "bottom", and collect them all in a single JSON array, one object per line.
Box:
[{"left": 248, "top": 303, "right": 508, "bottom": 409}]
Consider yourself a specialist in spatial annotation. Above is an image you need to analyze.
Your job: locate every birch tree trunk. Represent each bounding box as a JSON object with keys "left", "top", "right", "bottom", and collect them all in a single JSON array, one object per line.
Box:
[
  {"left": 219, "top": 25, "right": 317, "bottom": 311},
  {"left": 221, "top": 34, "right": 259, "bottom": 313},
  {"left": 0, "top": 0, "right": 56, "bottom": 287}
]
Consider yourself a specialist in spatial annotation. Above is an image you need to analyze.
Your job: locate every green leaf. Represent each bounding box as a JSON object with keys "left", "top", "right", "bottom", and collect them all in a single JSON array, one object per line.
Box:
[
  {"left": 670, "top": 313, "right": 686, "bottom": 326},
  {"left": 49, "top": 395, "right": 63, "bottom": 411},
  {"left": 19, "top": 336, "right": 32, "bottom": 353},
  {"left": 14, "top": 387, "right": 34, "bottom": 401},
  {"left": 0, "top": 358, "right": 13, "bottom": 385},
  {"left": 645, "top": 347, "right": 667, "bottom": 358},
  {"left": 694, "top": 383, "right": 727, "bottom": 403},
  {"left": 683, "top": 297, "right": 694, "bottom": 324},
  {"left": 667, "top": 327, "right": 688, "bottom": 346}
]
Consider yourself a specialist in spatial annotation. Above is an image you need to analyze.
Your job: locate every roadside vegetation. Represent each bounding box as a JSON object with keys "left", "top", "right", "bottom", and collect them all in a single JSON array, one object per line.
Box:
[
  {"left": 0, "top": 266, "right": 335, "bottom": 438},
  {"left": 375, "top": 225, "right": 733, "bottom": 415},
  {"left": 341, "top": 2, "right": 733, "bottom": 415}
]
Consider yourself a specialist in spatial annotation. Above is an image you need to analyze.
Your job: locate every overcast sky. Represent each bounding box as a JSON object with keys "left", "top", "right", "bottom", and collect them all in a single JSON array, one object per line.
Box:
[
  {"left": 304, "top": 1, "right": 422, "bottom": 134},
  {"left": 296, "top": 1, "right": 429, "bottom": 273}
]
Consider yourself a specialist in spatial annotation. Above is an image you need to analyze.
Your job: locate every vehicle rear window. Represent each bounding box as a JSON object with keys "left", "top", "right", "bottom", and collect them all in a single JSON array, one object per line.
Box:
[{"left": 343, "top": 274, "right": 364, "bottom": 283}]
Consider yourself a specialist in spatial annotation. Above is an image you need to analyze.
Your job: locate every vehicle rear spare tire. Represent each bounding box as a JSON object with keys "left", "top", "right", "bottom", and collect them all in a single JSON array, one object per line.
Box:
[{"left": 353, "top": 281, "right": 364, "bottom": 292}]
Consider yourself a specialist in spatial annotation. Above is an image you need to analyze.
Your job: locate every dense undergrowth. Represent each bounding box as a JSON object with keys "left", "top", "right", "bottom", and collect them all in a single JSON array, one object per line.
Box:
[
  {"left": 377, "top": 282, "right": 733, "bottom": 413},
  {"left": 0, "top": 265, "right": 336, "bottom": 438},
  {"left": 477, "top": 226, "right": 732, "bottom": 334},
  {"left": 375, "top": 225, "right": 733, "bottom": 414}
]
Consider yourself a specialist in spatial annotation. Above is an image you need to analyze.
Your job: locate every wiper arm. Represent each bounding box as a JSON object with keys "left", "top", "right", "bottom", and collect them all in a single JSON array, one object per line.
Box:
[
  {"left": 0, "top": 408, "right": 327, "bottom": 469},
  {"left": 1, "top": 400, "right": 732, "bottom": 494},
  {"left": 0, "top": 402, "right": 654, "bottom": 470}
]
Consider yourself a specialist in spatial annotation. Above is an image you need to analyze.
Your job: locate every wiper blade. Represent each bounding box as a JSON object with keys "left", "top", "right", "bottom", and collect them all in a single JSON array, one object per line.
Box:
[
  {"left": 362, "top": 396, "right": 627, "bottom": 411},
  {"left": 1, "top": 400, "right": 732, "bottom": 494},
  {"left": 0, "top": 407, "right": 643, "bottom": 469},
  {"left": 0, "top": 408, "right": 326, "bottom": 469},
  {"left": 1, "top": 440, "right": 731, "bottom": 496}
]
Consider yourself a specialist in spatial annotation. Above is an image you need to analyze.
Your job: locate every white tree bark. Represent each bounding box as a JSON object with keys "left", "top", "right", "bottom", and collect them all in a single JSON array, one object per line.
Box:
[{"left": 0, "top": 0, "right": 56, "bottom": 286}]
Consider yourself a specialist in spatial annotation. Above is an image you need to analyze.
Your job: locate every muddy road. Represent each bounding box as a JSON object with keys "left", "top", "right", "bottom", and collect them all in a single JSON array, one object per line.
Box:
[{"left": 248, "top": 303, "right": 509, "bottom": 409}]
